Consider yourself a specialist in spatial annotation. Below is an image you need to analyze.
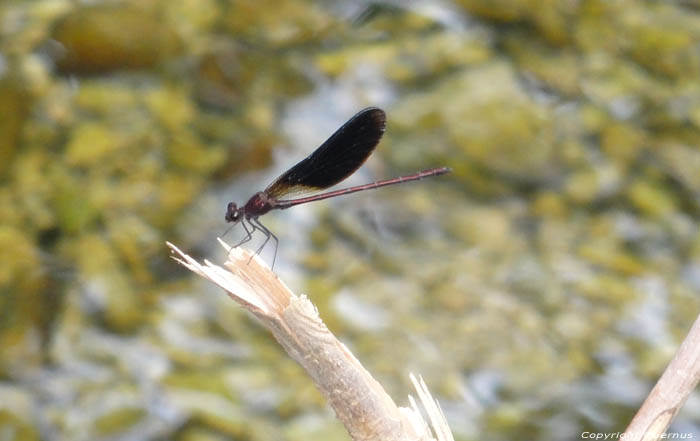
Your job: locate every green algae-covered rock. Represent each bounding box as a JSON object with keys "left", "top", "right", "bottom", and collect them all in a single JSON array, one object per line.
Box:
[
  {"left": 52, "top": 5, "right": 182, "bottom": 73},
  {"left": 223, "top": 0, "right": 335, "bottom": 48},
  {"left": 393, "top": 63, "right": 557, "bottom": 181},
  {"left": 0, "top": 74, "right": 32, "bottom": 177},
  {"left": 0, "top": 226, "right": 46, "bottom": 375}
]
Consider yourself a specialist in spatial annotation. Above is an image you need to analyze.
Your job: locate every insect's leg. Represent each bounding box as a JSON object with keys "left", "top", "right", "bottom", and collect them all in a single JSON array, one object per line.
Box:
[
  {"left": 269, "top": 231, "right": 279, "bottom": 272},
  {"left": 245, "top": 218, "right": 269, "bottom": 264},
  {"left": 251, "top": 218, "right": 279, "bottom": 271},
  {"left": 232, "top": 218, "right": 254, "bottom": 249},
  {"left": 251, "top": 220, "right": 271, "bottom": 256},
  {"left": 266, "top": 226, "right": 279, "bottom": 271},
  {"left": 220, "top": 223, "right": 235, "bottom": 239}
]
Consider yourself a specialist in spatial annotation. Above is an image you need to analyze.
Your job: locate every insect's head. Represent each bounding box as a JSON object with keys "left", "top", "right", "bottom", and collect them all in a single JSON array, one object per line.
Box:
[{"left": 225, "top": 202, "right": 243, "bottom": 223}]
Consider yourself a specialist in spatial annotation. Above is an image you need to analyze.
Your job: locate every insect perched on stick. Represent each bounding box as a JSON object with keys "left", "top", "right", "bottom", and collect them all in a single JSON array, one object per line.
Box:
[{"left": 225, "top": 107, "right": 451, "bottom": 269}]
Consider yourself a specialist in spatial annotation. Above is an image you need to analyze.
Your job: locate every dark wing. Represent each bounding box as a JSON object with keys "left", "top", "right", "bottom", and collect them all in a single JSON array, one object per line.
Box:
[{"left": 265, "top": 107, "right": 386, "bottom": 200}]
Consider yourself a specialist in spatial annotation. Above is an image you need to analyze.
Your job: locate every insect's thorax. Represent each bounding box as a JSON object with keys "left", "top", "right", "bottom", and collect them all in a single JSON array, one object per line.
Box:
[{"left": 244, "top": 191, "right": 275, "bottom": 218}]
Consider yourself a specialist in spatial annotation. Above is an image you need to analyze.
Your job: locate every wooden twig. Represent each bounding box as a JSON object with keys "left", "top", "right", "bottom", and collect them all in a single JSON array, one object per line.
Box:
[
  {"left": 166, "top": 240, "right": 454, "bottom": 441},
  {"left": 622, "top": 313, "right": 700, "bottom": 441}
]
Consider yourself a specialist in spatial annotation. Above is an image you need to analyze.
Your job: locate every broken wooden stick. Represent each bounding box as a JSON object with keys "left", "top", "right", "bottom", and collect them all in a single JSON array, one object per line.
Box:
[{"left": 167, "top": 240, "right": 453, "bottom": 441}]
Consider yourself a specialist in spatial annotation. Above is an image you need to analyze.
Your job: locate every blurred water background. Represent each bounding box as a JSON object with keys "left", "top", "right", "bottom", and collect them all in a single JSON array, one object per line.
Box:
[{"left": 1, "top": 0, "right": 700, "bottom": 440}]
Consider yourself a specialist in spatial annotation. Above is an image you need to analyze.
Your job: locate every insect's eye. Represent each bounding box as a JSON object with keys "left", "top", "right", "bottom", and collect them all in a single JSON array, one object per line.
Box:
[{"left": 225, "top": 203, "right": 241, "bottom": 222}]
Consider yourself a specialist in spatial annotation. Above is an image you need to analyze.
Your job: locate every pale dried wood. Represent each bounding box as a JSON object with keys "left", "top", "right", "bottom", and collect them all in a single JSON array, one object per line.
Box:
[
  {"left": 167, "top": 240, "right": 454, "bottom": 441},
  {"left": 622, "top": 313, "right": 700, "bottom": 441}
]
